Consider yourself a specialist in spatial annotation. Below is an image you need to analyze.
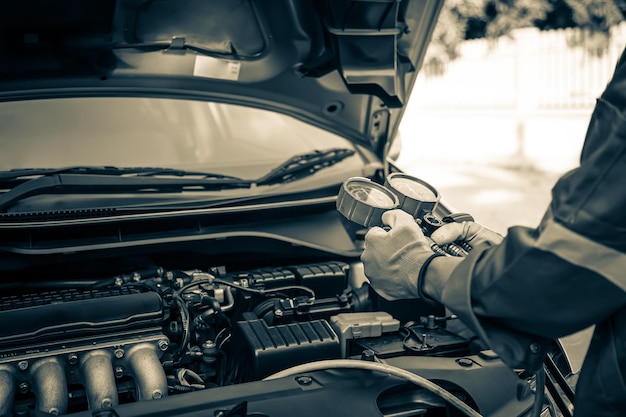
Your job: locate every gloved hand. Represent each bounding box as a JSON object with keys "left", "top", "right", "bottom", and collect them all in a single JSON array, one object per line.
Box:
[
  {"left": 361, "top": 209, "right": 439, "bottom": 301},
  {"left": 430, "top": 221, "right": 503, "bottom": 248}
]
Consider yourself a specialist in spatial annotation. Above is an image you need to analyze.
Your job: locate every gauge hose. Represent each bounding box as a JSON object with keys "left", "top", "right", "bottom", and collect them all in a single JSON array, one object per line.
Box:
[
  {"left": 531, "top": 367, "right": 547, "bottom": 417},
  {"left": 264, "top": 359, "right": 483, "bottom": 417}
]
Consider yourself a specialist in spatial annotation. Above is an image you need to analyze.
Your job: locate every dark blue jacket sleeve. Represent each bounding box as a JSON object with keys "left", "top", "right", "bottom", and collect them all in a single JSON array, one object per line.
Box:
[{"left": 441, "top": 48, "right": 626, "bottom": 373}]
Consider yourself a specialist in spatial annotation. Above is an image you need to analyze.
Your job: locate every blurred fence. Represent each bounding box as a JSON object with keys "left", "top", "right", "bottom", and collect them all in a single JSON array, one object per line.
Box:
[
  {"left": 417, "top": 23, "right": 626, "bottom": 110},
  {"left": 400, "top": 23, "right": 626, "bottom": 173},
  {"left": 535, "top": 25, "right": 626, "bottom": 110}
]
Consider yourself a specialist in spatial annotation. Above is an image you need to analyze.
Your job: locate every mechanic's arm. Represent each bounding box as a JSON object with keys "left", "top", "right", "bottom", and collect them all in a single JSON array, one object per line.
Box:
[
  {"left": 427, "top": 218, "right": 626, "bottom": 370},
  {"left": 362, "top": 210, "right": 626, "bottom": 371},
  {"left": 422, "top": 221, "right": 503, "bottom": 302},
  {"left": 365, "top": 48, "right": 626, "bottom": 371},
  {"left": 426, "top": 67, "right": 626, "bottom": 370}
]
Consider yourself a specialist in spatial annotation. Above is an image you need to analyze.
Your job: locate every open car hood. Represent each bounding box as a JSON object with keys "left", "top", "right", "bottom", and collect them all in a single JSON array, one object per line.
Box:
[{"left": 0, "top": 0, "right": 442, "bottom": 159}]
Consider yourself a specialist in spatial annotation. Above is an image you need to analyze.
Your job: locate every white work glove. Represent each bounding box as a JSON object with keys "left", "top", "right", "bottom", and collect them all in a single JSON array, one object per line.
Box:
[
  {"left": 361, "top": 209, "right": 440, "bottom": 301},
  {"left": 430, "top": 221, "right": 503, "bottom": 248}
]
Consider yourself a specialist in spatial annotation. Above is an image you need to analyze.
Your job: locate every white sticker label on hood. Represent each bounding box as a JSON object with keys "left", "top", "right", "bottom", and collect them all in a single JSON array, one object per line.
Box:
[{"left": 193, "top": 55, "right": 241, "bottom": 81}]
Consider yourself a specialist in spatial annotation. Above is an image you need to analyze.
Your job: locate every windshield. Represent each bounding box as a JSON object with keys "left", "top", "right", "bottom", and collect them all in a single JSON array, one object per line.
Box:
[{"left": 0, "top": 97, "right": 357, "bottom": 179}]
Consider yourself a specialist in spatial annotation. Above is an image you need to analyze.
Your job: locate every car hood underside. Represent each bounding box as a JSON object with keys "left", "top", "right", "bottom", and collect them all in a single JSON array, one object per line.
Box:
[{"left": 0, "top": 0, "right": 442, "bottom": 158}]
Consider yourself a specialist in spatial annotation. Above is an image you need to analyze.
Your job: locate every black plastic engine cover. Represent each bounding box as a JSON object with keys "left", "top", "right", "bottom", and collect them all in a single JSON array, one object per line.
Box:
[
  {"left": 234, "top": 318, "right": 341, "bottom": 381},
  {"left": 236, "top": 261, "right": 349, "bottom": 300},
  {"left": 0, "top": 287, "right": 164, "bottom": 348}
]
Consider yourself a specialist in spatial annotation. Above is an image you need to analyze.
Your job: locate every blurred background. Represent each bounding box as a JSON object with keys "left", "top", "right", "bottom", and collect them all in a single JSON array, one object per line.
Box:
[{"left": 397, "top": 0, "right": 626, "bottom": 235}]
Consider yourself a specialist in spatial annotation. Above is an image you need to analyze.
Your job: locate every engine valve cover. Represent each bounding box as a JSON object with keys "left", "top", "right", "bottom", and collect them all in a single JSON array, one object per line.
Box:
[{"left": 0, "top": 287, "right": 164, "bottom": 349}]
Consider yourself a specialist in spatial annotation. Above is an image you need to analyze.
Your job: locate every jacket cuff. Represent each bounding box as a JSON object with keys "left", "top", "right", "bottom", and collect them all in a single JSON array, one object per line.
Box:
[{"left": 416, "top": 253, "right": 445, "bottom": 306}]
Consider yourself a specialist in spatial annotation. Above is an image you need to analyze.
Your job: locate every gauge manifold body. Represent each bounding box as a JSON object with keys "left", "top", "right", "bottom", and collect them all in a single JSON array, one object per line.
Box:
[{"left": 336, "top": 177, "right": 399, "bottom": 227}]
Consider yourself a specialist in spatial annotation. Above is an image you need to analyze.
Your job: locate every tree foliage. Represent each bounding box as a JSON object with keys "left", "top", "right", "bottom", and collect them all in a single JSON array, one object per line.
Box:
[{"left": 424, "top": 0, "right": 626, "bottom": 72}]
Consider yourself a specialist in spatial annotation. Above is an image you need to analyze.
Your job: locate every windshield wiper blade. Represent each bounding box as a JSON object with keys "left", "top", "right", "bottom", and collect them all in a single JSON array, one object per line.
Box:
[
  {"left": 254, "top": 148, "right": 355, "bottom": 186},
  {"left": 0, "top": 166, "right": 120, "bottom": 180},
  {"left": 0, "top": 173, "right": 251, "bottom": 213},
  {"left": 0, "top": 166, "right": 244, "bottom": 182},
  {"left": 132, "top": 168, "right": 243, "bottom": 181}
]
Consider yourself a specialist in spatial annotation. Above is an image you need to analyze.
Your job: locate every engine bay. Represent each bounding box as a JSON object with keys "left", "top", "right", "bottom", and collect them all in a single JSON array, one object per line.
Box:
[
  {"left": 0, "top": 170, "right": 563, "bottom": 417},
  {"left": 0, "top": 259, "right": 539, "bottom": 417}
]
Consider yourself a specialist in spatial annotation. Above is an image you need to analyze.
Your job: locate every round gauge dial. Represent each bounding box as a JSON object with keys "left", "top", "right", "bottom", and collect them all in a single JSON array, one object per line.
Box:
[
  {"left": 385, "top": 173, "right": 440, "bottom": 218},
  {"left": 336, "top": 177, "right": 400, "bottom": 227},
  {"left": 388, "top": 177, "right": 438, "bottom": 201},
  {"left": 345, "top": 183, "right": 398, "bottom": 208}
]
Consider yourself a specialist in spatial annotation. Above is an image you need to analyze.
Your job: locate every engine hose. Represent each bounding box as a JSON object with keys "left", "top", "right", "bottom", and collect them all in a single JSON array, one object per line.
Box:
[
  {"left": 174, "top": 295, "right": 191, "bottom": 357},
  {"left": 169, "top": 384, "right": 195, "bottom": 393},
  {"left": 263, "top": 359, "right": 482, "bottom": 417}
]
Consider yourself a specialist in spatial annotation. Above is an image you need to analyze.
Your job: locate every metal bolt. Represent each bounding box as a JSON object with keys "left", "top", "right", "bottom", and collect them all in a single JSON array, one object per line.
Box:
[
  {"left": 529, "top": 342, "right": 541, "bottom": 354},
  {"left": 274, "top": 309, "right": 284, "bottom": 317},
  {"left": 295, "top": 376, "right": 313, "bottom": 386},
  {"left": 17, "top": 361, "right": 28, "bottom": 371},
  {"left": 152, "top": 390, "right": 163, "bottom": 400},
  {"left": 360, "top": 349, "right": 376, "bottom": 362},
  {"left": 114, "top": 348, "right": 125, "bottom": 359},
  {"left": 114, "top": 367, "right": 124, "bottom": 378},
  {"left": 67, "top": 353, "right": 79, "bottom": 365},
  {"left": 101, "top": 399, "right": 113, "bottom": 409},
  {"left": 158, "top": 339, "right": 169, "bottom": 352},
  {"left": 47, "top": 408, "right": 59, "bottom": 416},
  {"left": 456, "top": 358, "right": 474, "bottom": 368},
  {"left": 18, "top": 382, "right": 29, "bottom": 394}
]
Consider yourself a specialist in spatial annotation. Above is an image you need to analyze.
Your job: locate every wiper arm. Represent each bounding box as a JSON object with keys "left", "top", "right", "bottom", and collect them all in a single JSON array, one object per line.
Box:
[
  {"left": 0, "top": 166, "right": 121, "bottom": 181},
  {"left": 0, "top": 173, "right": 251, "bottom": 213},
  {"left": 0, "top": 166, "right": 244, "bottom": 182},
  {"left": 254, "top": 148, "right": 355, "bottom": 186},
  {"left": 0, "top": 149, "right": 354, "bottom": 211}
]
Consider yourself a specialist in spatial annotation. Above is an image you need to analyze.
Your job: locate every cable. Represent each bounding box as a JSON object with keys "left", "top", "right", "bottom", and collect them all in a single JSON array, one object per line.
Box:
[
  {"left": 263, "top": 359, "right": 482, "bottom": 417},
  {"left": 213, "top": 278, "right": 316, "bottom": 300},
  {"left": 543, "top": 370, "right": 572, "bottom": 417},
  {"left": 530, "top": 367, "right": 547, "bottom": 417},
  {"left": 176, "top": 278, "right": 315, "bottom": 300},
  {"left": 544, "top": 355, "right": 575, "bottom": 403},
  {"left": 176, "top": 278, "right": 214, "bottom": 295},
  {"left": 173, "top": 295, "right": 191, "bottom": 358}
]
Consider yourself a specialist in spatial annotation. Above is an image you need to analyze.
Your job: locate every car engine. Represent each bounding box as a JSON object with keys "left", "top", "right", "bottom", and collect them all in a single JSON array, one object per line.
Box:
[
  {"left": 0, "top": 256, "right": 549, "bottom": 417},
  {"left": 0, "top": 261, "right": 362, "bottom": 415}
]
